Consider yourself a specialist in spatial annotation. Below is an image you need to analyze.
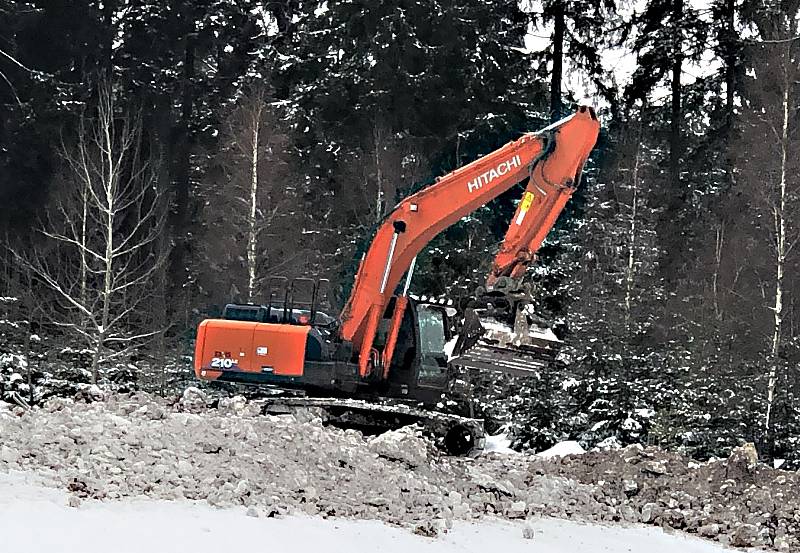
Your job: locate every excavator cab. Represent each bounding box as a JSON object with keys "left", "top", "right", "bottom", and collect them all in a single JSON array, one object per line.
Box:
[{"left": 372, "top": 297, "right": 451, "bottom": 404}]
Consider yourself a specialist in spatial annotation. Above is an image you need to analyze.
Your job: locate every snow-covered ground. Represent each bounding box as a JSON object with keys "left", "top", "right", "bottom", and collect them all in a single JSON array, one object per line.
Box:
[{"left": 1, "top": 471, "right": 737, "bottom": 553}]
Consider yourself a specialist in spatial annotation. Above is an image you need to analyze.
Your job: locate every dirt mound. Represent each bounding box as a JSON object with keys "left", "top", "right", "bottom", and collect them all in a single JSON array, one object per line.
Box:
[{"left": 527, "top": 444, "right": 799, "bottom": 550}]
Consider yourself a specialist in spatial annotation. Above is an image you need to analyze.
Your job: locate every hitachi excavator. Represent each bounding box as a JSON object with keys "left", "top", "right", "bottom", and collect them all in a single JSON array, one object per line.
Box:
[{"left": 194, "top": 107, "right": 600, "bottom": 454}]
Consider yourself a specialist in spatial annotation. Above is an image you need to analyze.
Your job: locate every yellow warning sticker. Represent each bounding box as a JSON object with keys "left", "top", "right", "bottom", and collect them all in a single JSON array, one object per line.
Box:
[
  {"left": 520, "top": 191, "right": 535, "bottom": 212},
  {"left": 515, "top": 192, "right": 535, "bottom": 225}
]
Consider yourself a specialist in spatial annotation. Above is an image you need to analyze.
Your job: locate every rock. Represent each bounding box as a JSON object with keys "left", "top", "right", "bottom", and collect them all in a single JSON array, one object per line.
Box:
[
  {"left": 368, "top": 426, "right": 429, "bottom": 468},
  {"left": 622, "top": 443, "right": 645, "bottom": 463},
  {"left": 509, "top": 501, "right": 527, "bottom": 517},
  {"left": 179, "top": 387, "right": 208, "bottom": 413},
  {"left": 1, "top": 387, "right": 796, "bottom": 549},
  {"left": 0, "top": 445, "right": 19, "bottom": 464},
  {"left": 68, "top": 495, "right": 81, "bottom": 508},
  {"left": 661, "top": 509, "right": 685, "bottom": 529},
  {"left": 137, "top": 403, "right": 166, "bottom": 420},
  {"left": 522, "top": 523, "right": 535, "bottom": 540},
  {"left": 246, "top": 506, "right": 260, "bottom": 518},
  {"left": 235, "top": 480, "right": 250, "bottom": 496},
  {"left": 730, "top": 523, "right": 759, "bottom": 547},
  {"left": 623, "top": 479, "right": 639, "bottom": 496},
  {"left": 594, "top": 436, "right": 622, "bottom": 450},
  {"left": 470, "top": 470, "right": 514, "bottom": 496},
  {"left": 725, "top": 443, "right": 759, "bottom": 482},
  {"left": 452, "top": 502, "right": 470, "bottom": 517},
  {"left": 642, "top": 460, "right": 667, "bottom": 475},
  {"left": 641, "top": 503, "right": 660, "bottom": 523},
  {"left": 218, "top": 395, "right": 248, "bottom": 415},
  {"left": 413, "top": 520, "right": 438, "bottom": 537},
  {"left": 619, "top": 505, "right": 638, "bottom": 523},
  {"left": 304, "top": 486, "right": 318, "bottom": 501}
]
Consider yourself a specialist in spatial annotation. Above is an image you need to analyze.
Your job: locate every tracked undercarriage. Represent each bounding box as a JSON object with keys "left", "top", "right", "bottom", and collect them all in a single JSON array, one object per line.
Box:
[{"left": 253, "top": 396, "right": 485, "bottom": 456}]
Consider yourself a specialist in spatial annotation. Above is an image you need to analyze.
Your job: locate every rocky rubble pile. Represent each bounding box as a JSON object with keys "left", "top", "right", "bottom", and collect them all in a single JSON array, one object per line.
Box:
[
  {"left": 0, "top": 389, "right": 604, "bottom": 534},
  {"left": 526, "top": 444, "right": 799, "bottom": 550},
  {"left": 0, "top": 390, "right": 796, "bottom": 550}
]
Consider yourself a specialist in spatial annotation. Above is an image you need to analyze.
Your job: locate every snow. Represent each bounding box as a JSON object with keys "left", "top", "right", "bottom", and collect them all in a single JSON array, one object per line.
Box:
[
  {"left": 561, "top": 377, "right": 579, "bottom": 390},
  {"left": 537, "top": 441, "right": 586, "bottom": 458},
  {"left": 479, "top": 319, "right": 513, "bottom": 333},
  {"left": 0, "top": 471, "right": 737, "bottom": 553},
  {"left": 484, "top": 432, "right": 516, "bottom": 455},
  {"left": 480, "top": 319, "right": 560, "bottom": 343},
  {"left": 443, "top": 336, "right": 459, "bottom": 361},
  {"left": 594, "top": 437, "right": 623, "bottom": 450}
]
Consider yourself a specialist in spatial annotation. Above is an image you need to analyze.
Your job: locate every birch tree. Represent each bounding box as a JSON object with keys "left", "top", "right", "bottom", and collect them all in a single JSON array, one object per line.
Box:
[
  {"left": 576, "top": 110, "right": 662, "bottom": 342},
  {"left": 737, "top": 6, "right": 800, "bottom": 433},
  {"left": 197, "top": 85, "right": 297, "bottom": 305},
  {"left": 13, "top": 83, "right": 167, "bottom": 382}
]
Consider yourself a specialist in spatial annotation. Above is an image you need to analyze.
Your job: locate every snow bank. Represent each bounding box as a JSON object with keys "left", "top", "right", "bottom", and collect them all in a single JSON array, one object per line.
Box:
[
  {"left": 0, "top": 471, "right": 738, "bottom": 553},
  {"left": 537, "top": 440, "right": 586, "bottom": 458},
  {"left": 484, "top": 432, "right": 516, "bottom": 455}
]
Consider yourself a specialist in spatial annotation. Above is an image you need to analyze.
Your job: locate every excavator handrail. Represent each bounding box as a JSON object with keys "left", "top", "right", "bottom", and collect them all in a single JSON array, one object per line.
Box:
[{"left": 339, "top": 107, "right": 600, "bottom": 377}]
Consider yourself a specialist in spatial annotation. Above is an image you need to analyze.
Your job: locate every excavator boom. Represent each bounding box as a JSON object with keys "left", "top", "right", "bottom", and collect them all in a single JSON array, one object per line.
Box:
[{"left": 341, "top": 107, "right": 600, "bottom": 377}]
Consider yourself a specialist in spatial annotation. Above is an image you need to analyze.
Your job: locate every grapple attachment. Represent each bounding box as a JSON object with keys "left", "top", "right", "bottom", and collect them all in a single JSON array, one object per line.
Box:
[{"left": 449, "top": 279, "right": 562, "bottom": 376}]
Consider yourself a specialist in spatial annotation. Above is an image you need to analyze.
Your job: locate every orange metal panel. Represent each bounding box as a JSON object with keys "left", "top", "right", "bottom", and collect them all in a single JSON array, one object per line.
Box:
[
  {"left": 382, "top": 296, "right": 409, "bottom": 376},
  {"left": 251, "top": 323, "right": 309, "bottom": 377},
  {"left": 194, "top": 319, "right": 309, "bottom": 378}
]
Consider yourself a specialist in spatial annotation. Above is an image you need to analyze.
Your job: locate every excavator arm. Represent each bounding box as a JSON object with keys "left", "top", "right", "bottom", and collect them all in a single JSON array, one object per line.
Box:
[
  {"left": 488, "top": 114, "right": 597, "bottom": 286},
  {"left": 340, "top": 106, "right": 600, "bottom": 378}
]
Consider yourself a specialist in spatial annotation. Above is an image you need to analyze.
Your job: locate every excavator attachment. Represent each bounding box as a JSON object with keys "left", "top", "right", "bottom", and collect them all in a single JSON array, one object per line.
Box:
[
  {"left": 450, "top": 279, "right": 562, "bottom": 376},
  {"left": 447, "top": 107, "right": 599, "bottom": 376}
]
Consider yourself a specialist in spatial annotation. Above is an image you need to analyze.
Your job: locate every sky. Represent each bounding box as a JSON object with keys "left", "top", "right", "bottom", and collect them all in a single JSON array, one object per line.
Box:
[{"left": 520, "top": 0, "right": 722, "bottom": 110}]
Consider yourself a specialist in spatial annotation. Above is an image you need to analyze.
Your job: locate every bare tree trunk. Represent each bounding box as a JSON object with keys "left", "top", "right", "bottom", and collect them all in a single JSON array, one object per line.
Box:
[
  {"left": 373, "top": 122, "right": 385, "bottom": 223},
  {"left": 712, "top": 224, "right": 725, "bottom": 322},
  {"left": 624, "top": 137, "right": 642, "bottom": 331},
  {"left": 669, "top": 0, "right": 683, "bottom": 191},
  {"left": 246, "top": 101, "right": 263, "bottom": 303},
  {"left": 80, "top": 180, "right": 89, "bottom": 306},
  {"left": 765, "top": 44, "right": 790, "bottom": 431},
  {"left": 94, "top": 90, "right": 117, "bottom": 383},
  {"left": 15, "top": 81, "right": 166, "bottom": 384},
  {"left": 23, "top": 287, "right": 33, "bottom": 405},
  {"left": 550, "top": 1, "right": 565, "bottom": 123}
]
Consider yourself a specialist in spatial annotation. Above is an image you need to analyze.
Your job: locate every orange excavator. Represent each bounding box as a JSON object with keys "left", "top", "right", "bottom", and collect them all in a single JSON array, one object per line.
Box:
[{"left": 194, "top": 107, "right": 600, "bottom": 453}]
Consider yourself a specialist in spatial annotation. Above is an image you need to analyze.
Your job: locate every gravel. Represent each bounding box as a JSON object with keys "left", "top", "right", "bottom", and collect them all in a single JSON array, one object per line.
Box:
[{"left": 0, "top": 390, "right": 796, "bottom": 550}]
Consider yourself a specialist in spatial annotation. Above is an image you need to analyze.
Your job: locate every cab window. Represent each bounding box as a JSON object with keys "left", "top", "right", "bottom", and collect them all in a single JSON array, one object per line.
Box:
[{"left": 417, "top": 305, "right": 446, "bottom": 355}]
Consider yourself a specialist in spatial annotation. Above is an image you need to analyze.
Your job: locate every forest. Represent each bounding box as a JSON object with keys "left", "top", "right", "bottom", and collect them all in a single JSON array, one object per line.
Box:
[{"left": 0, "top": 0, "right": 797, "bottom": 467}]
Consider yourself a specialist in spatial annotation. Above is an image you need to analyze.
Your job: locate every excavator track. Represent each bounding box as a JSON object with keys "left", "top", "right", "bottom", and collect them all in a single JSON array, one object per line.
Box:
[{"left": 252, "top": 396, "right": 485, "bottom": 456}]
